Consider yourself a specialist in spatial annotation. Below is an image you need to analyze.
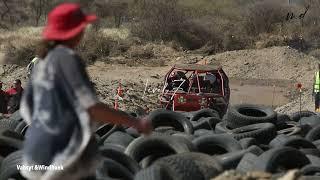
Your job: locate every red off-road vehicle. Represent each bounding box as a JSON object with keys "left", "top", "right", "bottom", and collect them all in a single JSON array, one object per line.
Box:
[{"left": 159, "top": 64, "right": 230, "bottom": 117}]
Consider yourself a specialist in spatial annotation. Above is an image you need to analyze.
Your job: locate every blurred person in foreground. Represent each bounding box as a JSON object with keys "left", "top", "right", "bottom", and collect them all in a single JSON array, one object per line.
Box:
[
  {"left": 0, "top": 81, "right": 8, "bottom": 114},
  {"left": 19, "top": 3, "right": 152, "bottom": 180}
]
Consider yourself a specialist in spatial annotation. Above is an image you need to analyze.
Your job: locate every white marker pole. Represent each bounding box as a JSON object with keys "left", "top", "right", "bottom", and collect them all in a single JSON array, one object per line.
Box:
[{"left": 142, "top": 79, "right": 149, "bottom": 99}]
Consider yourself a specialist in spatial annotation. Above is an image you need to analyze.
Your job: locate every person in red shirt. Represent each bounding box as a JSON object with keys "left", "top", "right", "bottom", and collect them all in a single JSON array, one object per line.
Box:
[
  {"left": 0, "top": 82, "right": 8, "bottom": 114},
  {"left": 6, "top": 79, "right": 24, "bottom": 114}
]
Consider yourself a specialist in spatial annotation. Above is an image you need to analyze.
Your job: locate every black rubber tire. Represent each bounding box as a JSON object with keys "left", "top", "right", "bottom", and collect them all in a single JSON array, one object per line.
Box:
[
  {"left": 230, "top": 123, "right": 277, "bottom": 144},
  {"left": 104, "top": 131, "right": 134, "bottom": 148},
  {"left": 236, "top": 152, "right": 258, "bottom": 172},
  {"left": 172, "top": 133, "right": 195, "bottom": 141},
  {"left": 0, "top": 130, "right": 24, "bottom": 157},
  {"left": 190, "top": 108, "right": 220, "bottom": 122},
  {"left": 153, "top": 152, "right": 223, "bottom": 180},
  {"left": 214, "top": 121, "right": 233, "bottom": 134},
  {"left": 125, "top": 135, "right": 192, "bottom": 163},
  {"left": 269, "top": 134, "right": 316, "bottom": 149},
  {"left": 300, "top": 148, "right": 320, "bottom": 157},
  {"left": 192, "top": 134, "right": 242, "bottom": 156},
  {"left": 192, "top": 117, "right": 220, "bottom": 130},
  {"left": 96, "top": 158, "right": 133, "bottom": 180},
  {"left": 299, "top": 115, "right": 320, "bottom": 127},
  {"left": 301, "top": 164, "right": 320, "bottom": 176},
  {"left": 148, "top": 109, "right": 194, "bottom": 134},
  {"left": 253, "top": 147, "right": 310, "bottom": 173},
  {"left": 226, "top": 104, "right": 277, "bottom": 129},
  {"left": 291, "top": 111, "right": 316, "bottom": 122},
  {"left": 125, "top": 127, "right": 140, "bottom": 138},
  {"left": 14, "top": 121, "right": 27, "bottom": 135},
  {"left": 0, "top": 119, "right": 20, "bottom": 131},
  {"left": 95, "top": 123, "right": 118, "bottom": 137},
  {"left": 193, "top": 129, "right": 214, "bottom": 137},
  {"left": 99, "top": 146, "right": 141, "bottom": 174},
  {"left": 8, "top": 111, "right": 23, "bottom": 122},
  {"left": 307, "top": 155, "right": 320, "bottom": 167},
  {"left": 313, "top": 140, "right": 320, "bottom": 149},
  {"left": 275, "top": 114, "right": 292, "bottom": 130},
  {"left": 306, "top": 124, "right": 320, "bottom": 142},
  {"left": 0, "top": 150, "right": 25, "bottom": 180},
  {"left": 134, "top": 164, "right": 174, "bottom": 180},
  {"left": 239, "top": 138, "right": 259, "bottom": 149},
  {"left": 218, "top": 145, "right": 263, "bottom": 170},
  {"left": 277, "top": 121, "right": 302, "bottom": 136}
]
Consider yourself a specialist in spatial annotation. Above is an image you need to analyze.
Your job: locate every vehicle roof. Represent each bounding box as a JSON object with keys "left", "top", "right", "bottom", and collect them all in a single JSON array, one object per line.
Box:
[{"left": 173, "top": 64, "right": 222, "bottom": 71}]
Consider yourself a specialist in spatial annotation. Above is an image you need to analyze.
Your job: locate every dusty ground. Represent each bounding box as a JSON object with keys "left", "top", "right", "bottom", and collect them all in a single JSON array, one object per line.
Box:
[{"left": 1, "top": 46, "right": 318, "bottom": 114}]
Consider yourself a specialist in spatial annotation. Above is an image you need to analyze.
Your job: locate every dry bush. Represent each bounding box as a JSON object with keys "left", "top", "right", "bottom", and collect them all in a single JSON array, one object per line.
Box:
[
  {"left": 3, "top": 40, "right": 38, "bottom": 66},
  {"left": 245, "top": 0, "right": 288, "bottom": 35},
  {"left": 308, "top": 49, "right": 320, "bottom": 59},
  {"left": 127, "top": 45, "right": 154, "bottom": 59}
]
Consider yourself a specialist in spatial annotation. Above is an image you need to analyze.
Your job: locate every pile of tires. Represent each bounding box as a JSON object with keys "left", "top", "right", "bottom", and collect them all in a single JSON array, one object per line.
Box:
[{"left": 1, "top": 106, "right": 320, "bottom": 179}]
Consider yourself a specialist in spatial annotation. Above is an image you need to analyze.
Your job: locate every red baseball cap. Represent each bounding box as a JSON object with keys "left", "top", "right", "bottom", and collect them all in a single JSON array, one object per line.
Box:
[{"left": 42, "top": 3, "right": 97, "bottom": 41}]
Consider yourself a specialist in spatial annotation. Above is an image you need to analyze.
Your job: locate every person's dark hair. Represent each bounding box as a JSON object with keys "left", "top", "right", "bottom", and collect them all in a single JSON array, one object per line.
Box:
[
  {"left": 37, "top": 40, "right": 62, "bottom": 59},
  {"left": 15, "top": 79, "right": 21, "bottom": 84}
]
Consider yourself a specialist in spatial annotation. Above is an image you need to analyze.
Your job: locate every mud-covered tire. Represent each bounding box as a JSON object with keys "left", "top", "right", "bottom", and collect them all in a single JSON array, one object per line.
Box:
[
  {"left": 192, "top": 134, "right": 242, "bottom": 155},
  {"left": 306, "top": 124, "right": 320, "bottom": 142},
  {"left": 148, "top": 109, "right": 194, "bottom": 134},
  {"left": 226, "top": 104, "right": 277, "bottom": 129},
  {"left": 231, "top": 123, "right": 277, "bottom": 144},
  {"left": 0, "top": 150, "right": 25, "bottom": 180},
  {"left": 154, "top": 152, "right": 223, "bottom": 180},
  {"left": 291, "top": 111, "right": 316, "bottom": 122},
  {"left": 99, "top": 146, "right": 141, "bottom": 174},
  {"left": 125, "top": 135, "right": 192, "bottom": 163},
  {"left": 253, "top": 147, "right": 310, "bottom": 173},
  {"left": 190, "top": 109, "right": 220, "bottom": 122}
]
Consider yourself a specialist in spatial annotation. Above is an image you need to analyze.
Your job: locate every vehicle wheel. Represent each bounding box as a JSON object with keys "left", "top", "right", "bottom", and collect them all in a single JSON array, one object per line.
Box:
[
  {"left": 148, "top": 109, "right": 194, "bottom": 134},
  {"left": 239, "top": 138, "right": 259, "bottom": 149},
  {"left": 291, "top": 111, "right": 316, "bottom": 122},
  {"left": 269, "top": 134, "right": 316, "bottom": 149},
  {"left": 0, "top": 130, "right": 24, "bottom": 157},
  {"left": 226, "top": 104, "right": 276, "bottom": 129},
  {"left": 125, "top": 135, "right": 192, "bottom": 163},
  {"left": 0, "top": 119, "right": 20, "bottom": 131},
  {"left": 192, "top": 134, "right": 242, "bottom": 156},
  {"left": 306, "top": 124, "right": 320, "bottom": 142},
  {"left": 96, "top": 158, "right": 134, "bottom": 180},
  {"left": 0, "top": 150, "right": 25, "bottom": 180},
  {"left": 134, "top": 165, "right": 174, "bottom": 180},
  {"left": 104, "top": 131, "right": 134, "bottom": 149},
  {"left": 253, "top": 147, "right": 310, "bottom": 173},
  {"left": 301, "top": 164, "right": 320, "bottom": 176},
  {"left": 99, "top": 146, "right": 141, "bottom": 174},
  {"left": 190, "top": 108, "right": 220, "bottom": 122},
  {"left": 215, "top": 121, "right": 233, "bottom": 134},
  {"left": 230, "top": 123, "right": 277, "bottom": 144},
  {"left": 153, "top": 152, "right": 223, "bottom": 180}
]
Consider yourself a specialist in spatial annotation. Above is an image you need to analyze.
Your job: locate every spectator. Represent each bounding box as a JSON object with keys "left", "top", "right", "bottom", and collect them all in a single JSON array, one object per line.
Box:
[
  {"left": 19, "top": 3, "right": 152, "bottom": 180},
  {"left": 0, "top": 82, "right": 8, "bottom": 114},
  {"left": 6, "top": 79, "right": 24, "bottom": 114}
]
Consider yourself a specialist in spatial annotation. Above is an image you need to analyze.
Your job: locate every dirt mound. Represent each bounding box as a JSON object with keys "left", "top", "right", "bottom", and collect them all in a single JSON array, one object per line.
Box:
[{"left": 198, "top": 46, "right": 319, "bottom": 85}]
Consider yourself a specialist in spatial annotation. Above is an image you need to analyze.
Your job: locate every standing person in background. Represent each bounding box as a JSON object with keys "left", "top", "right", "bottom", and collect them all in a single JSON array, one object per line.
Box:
[
  {"left": 0, "top": 82, "right": 8, "bottom": 114},
  {"left": 314, "top": 64, "right": 320, "bottom": 112},
  {"left": 19, "top": 3, "right": 152, "bottom": 180},
  {"left": 6, "top": 79, "right": 24, "bottom": 114}
]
